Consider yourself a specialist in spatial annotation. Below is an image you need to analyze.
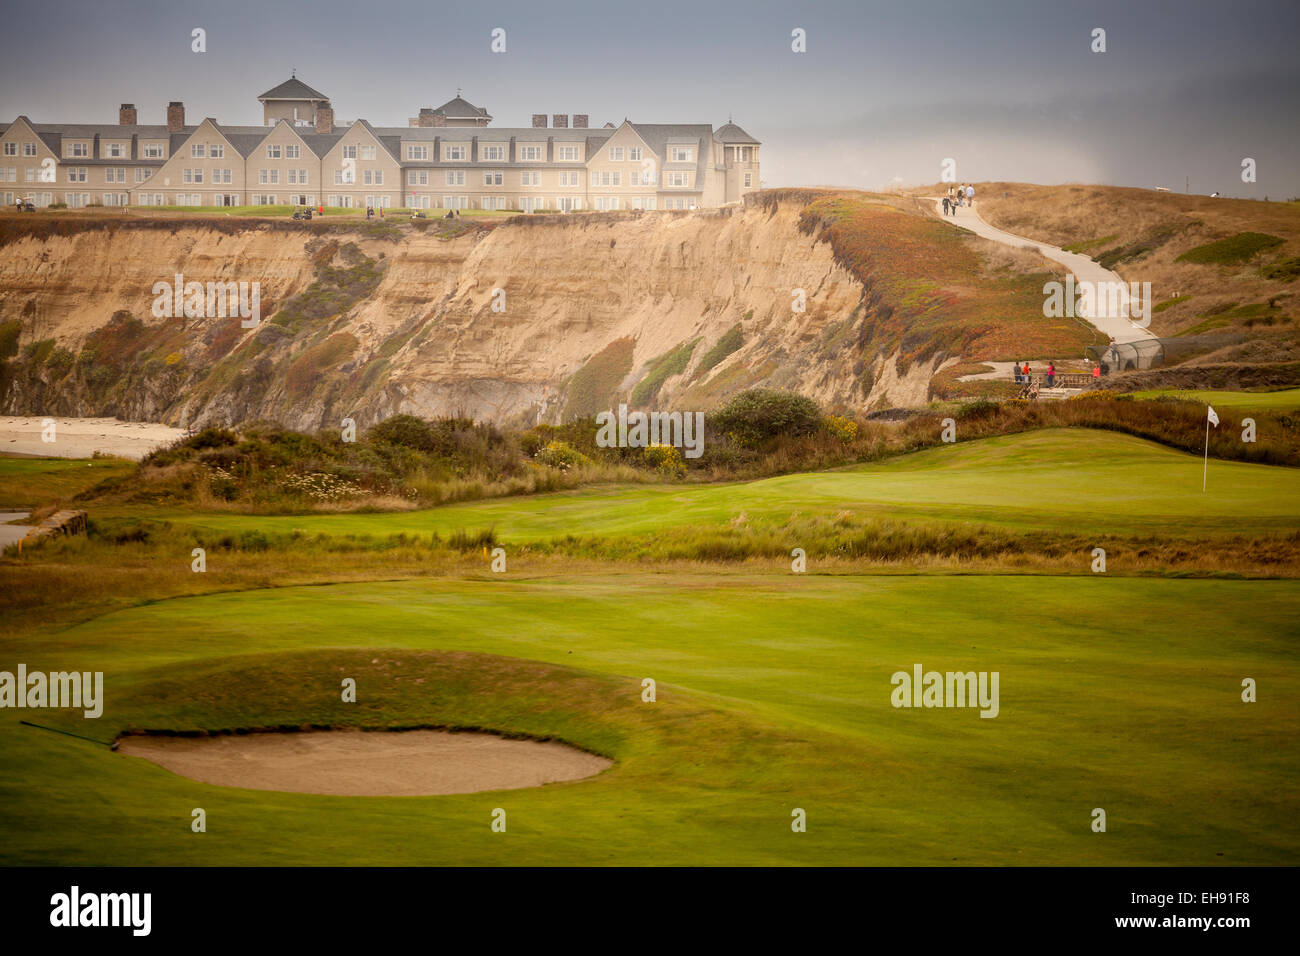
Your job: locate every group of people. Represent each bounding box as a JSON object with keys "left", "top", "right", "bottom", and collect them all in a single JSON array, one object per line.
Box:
[
  {"left": 1013, "top": 360, "right": 1060, "bottom": 400},
  {"left": 941, "top": 184, "right": 975, "bottom": 216}
]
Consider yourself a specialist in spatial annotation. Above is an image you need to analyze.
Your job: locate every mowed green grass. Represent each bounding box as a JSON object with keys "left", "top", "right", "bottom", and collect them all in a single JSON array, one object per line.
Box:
[
  {"left": 131, "top": 429, "right": 1300, "bottom": 540},
  {"left": 1128, "top": 388, "right": 1300, "bottom": 410},
  {"left": 0, "top": 456, "right": 132, "bottom": 508},
  {"left": 0, "top": 574, "right": 1295, "bottom": 865}
]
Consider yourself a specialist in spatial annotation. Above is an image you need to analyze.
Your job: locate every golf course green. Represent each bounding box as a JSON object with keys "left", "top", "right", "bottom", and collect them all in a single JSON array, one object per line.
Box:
[{"left": 1, "top": 427, "right": 1297, "bottom": 865}]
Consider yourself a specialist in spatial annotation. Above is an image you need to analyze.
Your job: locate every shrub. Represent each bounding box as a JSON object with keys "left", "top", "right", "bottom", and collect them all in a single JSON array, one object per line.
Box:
[
  {"left": 695, "top": 324, "right": 744, "bottom": 376},
  {"left": 1261, "top": 256, "right": 1300, "bottom": 282},
  {"left": 822, "top": 414, "right": 859, "bottom": 443},
  {"left": 0, "top": 320, "right": 21, "bottom": 359},
  {"left": 630, "top": 340, "right": 697, "bottom": 406},
  {"left": 709, "top": 389, "right": 822, "bottom": 446},
  {"left": 642, "top": 443, "right": 685, "bottom": 477},
  {"left": 1176, "top": 232, "right": 1285, "bottom": 265},
  {"left": 535, "top": 440, "right": 592, "bottom": 471}
]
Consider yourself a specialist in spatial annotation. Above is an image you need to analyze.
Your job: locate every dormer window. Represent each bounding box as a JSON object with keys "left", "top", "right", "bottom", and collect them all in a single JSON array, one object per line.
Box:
[
  {"left": 444, "top": 145, "right": 466, "bottom": 161},
  {"left": 670, "top": 147, "right": 693, "bottom": 163}
]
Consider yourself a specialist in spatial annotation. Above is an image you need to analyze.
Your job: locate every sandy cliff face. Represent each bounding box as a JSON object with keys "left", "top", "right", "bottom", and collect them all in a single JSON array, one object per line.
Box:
[{"left": 0, "top": 202, "right": 946, "bottom": 429}]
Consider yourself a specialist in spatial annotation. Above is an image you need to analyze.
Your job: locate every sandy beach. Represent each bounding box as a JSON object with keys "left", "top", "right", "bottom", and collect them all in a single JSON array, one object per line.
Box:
[{"left": 0, "top": 417, "right": 187, "bottom": 460}]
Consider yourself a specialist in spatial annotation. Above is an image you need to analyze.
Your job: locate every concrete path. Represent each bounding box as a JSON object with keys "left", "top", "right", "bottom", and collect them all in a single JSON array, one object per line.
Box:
[
  {"left": 0, "top": 512, "right": 35, "bottom": 549},
  {"left": 932, "top": 199, "right": 1156, "bottom": 344}
]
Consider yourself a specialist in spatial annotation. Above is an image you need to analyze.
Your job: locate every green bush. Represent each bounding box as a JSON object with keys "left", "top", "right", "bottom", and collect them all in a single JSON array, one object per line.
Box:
[
  {"left": 630, "top": 340, "right": 697, "bottom": 406},
  {"left": 696, "top": 324, "right": 744, "bottom": 376},
  {"left": 1261, "top": 256, "right": 1300, "bottom": 282},
  {"left": 709, "top": 389, "right": 822, "bottom": 446},
  {"left": 1176, "top": 232, "right": 1285, "bottom": 265},
  {"left": 0, "top": 320, "right": 21, "bottom": 359}
]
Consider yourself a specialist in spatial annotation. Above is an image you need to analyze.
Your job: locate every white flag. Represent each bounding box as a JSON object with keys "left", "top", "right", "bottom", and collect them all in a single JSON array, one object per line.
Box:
[{"left": 1207, "top": 405, "right": 1219, "bottom": 427}]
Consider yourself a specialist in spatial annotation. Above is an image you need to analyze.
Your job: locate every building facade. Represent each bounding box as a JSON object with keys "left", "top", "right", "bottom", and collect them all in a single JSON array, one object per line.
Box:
[{"left": 0, "top": 77, "right": 760, "bottom": 212}]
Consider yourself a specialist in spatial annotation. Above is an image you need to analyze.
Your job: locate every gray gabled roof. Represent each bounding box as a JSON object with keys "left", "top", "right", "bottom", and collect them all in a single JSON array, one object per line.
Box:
[
  {"left": 713, "top": 122, "right": 759, "bottom": 144},
  {"left": 430, "top": 96, "right": 490, "bottom": 119},
  {"left": 258, "top": 76, "right": 329, "bottom": 101},
  {"left": 629, "top": 123, "right": 713, "bottom": 188}
]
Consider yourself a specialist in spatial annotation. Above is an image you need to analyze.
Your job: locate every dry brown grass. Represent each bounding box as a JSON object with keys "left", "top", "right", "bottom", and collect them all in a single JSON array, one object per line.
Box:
[{"left": 962, "top": 183, "right": 1300, "bottom": 342}]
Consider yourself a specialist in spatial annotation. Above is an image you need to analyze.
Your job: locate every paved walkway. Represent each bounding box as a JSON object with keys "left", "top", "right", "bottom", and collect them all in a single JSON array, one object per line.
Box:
[{"left": 931, "top": 199, "right": 1156, "bottom": 344}]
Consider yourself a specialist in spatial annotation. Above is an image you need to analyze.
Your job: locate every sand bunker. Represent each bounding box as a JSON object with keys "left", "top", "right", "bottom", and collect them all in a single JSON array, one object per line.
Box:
[{"left": 118, "top": 730, "right": 612, "bottom": 796}]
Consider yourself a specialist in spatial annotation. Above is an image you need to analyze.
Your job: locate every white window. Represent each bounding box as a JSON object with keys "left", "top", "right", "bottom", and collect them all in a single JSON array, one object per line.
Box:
[
  {"left": 191, "top": 144, "right": 206, "bottom": 158},
  {"left": 104, "top": 143, "right": 125, "bottom": 158},
  {"left": 667, "top": 172, "right": 689, "bottom": 187},
  {"left": 594, "top": 171, "right": 621, "bottom": 187},
  {"left": 670, "top": 147, "right": 693, "bottom": 162},
  {"left": 218, "top": 168, "right": 233, "bottom": 184},
  {"left": 442, "top": 195, "right": 467, "bottom": 209},
  {"left": 608, "top": 147, "right": 624, "bottom": 161},
  {"left": 1, "top": 168, "right": 12, "bottom": 181},
  {"left": 266, "top": 145, "right": 281, "bottom": 158},
  {"left": 360, "top": 145, "right": 377, "bottom": 160},
  {"left": 481, "top": 145, "right": 504, "bottom": 161},
  {"left": 23, "top": 143, "right": 37, "bottom": 156},
  {"left": 557, "top": 146, "right": 579, "bottom": 161},
  {"left": 285, "top": 145, "right": 299, "bottom": 159},
  {"left": 24, "top": 168, "right": 34, "bottom": 182},
  {"left": 519, "top": 145, "right": 542, "bottom": 161},
  {"left": 64, "top": 192, "right": 89, "bottom": 208},
  {"left": 105, "top": 168, "right": 125, "bottom": 183},
  {"left": 559, "top": 171, "right": 580, "bottom": 187},
  {"left": 259, "top": 169, "right": 279, "bottom": 184},
  {"left": 135, "top": 168, "right": 149, "bottom": 183},
  {"left": 521, "top": 171, "right": 540, "bottom": 186},
  {"left": 67, "top": 167, "right": 87, "bottom": 183},
  {"left": 363, "top": 169, "right": 374, "bottom": 185},
  {"left": 342, "top": 145, "right": 357, "bottom": 159},
  {"left": 481, "top": 196, "right": 508, "bottom": 210},
  {"left": 68, "top": 143, "right": 88, "bottom": 157},
  {"left": 210, "top": 144, "right": 224, "bottom": 159},
  {"left": 445, "top": 170, "right": 465, "bottom": 186},
  {"left": 483, "top": 170, "right": 502, "bottom": 186},
  {"left": 290, "top": 169, "right": 308, "bottom": 184},
  {"left": 444, "top": 145, "right": 466, "bottom": 161},
  {"left": 142, "top": 144, "right": 163, "bottom": 158},
  {"left": 629, "top": 147, "right": 642, "bottom": 161},
  {"left": 631, "top": 197, "right": 657, "bottom": 210},
  {"left": 744, "top": 173, "right": 752, "bottom": 187},
  {"left": 407, "top": 145, "right": 429, "bottom": 160},
  {"left": 408, "top": 170, "right": 428, "bottom": 185},
  {"left": 2, "top": 143, "right": 14, "bottom": 156}
]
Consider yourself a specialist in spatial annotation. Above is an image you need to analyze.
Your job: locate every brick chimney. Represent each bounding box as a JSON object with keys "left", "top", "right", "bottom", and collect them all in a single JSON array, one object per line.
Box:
[
  {"left": 532, "top": 113, "right": 547, "bottom": 128},
  {"left": 573, "top": 114, "right": 589, "bottom": 129},
  {"left": 418, "top": 108, "right": 437, "bottom": 128},
  {"left": 552, "top": 114, "right": 568, "bottom": 129},
  {"left": 315, "top": 101, "right": 334, "bottom": 134},
  {"left": 119, "top": 103, "right": 137, "bottom": 125},
  {"left": 166, "top": 101, "right": 185, "bottom": 132}
]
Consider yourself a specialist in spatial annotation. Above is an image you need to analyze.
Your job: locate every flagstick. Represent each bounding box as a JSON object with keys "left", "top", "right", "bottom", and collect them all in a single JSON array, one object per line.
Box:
[{"left": 1203, "top": 417, "right": 1210, "bottom": 492}]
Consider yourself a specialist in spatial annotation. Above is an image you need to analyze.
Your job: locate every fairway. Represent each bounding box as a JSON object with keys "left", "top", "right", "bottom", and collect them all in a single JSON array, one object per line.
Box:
[
  {"left": 1, "top": 573, "right": 1296, "bottom": 866},
  {"left": 1127, "top": 388, "right": 1300, "bottom": 410},
  {"left": 128, "top": 430, "right": 1300, "bottom": 540}
]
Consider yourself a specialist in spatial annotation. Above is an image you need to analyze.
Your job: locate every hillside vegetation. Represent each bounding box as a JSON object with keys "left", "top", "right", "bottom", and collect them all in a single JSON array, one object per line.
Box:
[{"left": 969, "top": 183, "right": 1300, "bottom": 366}]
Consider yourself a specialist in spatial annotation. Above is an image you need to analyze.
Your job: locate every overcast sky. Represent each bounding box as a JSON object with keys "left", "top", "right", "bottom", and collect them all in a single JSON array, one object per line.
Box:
[{"left": 1, "top": 0, "right": 1296, "bottom": 198}]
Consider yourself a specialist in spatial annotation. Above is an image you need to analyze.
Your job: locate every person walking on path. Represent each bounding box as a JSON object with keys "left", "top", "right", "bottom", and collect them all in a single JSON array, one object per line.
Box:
[
  {"left": 966, "top": 184, "right": 974, "bottom": 206},
  {"left": 1047, "top": 361, "right": 1056, "bottom": 388},
  {"left": 943, "top": 197, "right": 951, "bottom": 216},
  {"left": 1022, "top": 361, "right": 1031, "bottom": 382},
  {"left": 1014, "top": 361, "right": 1022, "bottom": 384}
]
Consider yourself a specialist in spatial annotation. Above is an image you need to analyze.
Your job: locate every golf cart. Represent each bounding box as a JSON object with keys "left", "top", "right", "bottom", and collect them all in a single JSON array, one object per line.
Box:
[
  {"left": 16, "top": 198, "right": 36, "bottom": 212},
  {"left": 291, "top": 206, "right": 313, "bottom": 220}
]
